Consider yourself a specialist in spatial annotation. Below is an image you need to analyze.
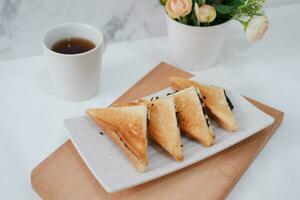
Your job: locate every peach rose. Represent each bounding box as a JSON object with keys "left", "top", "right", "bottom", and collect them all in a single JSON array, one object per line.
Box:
[
  {"left": 246, "top": 16, "right": 269, "bottom": 42},
  {"left": 165, "top": 0, "right": 193, "bottom": 19},
  {"left": 194, "top": 3, "right": 216, "bottom": 23}
]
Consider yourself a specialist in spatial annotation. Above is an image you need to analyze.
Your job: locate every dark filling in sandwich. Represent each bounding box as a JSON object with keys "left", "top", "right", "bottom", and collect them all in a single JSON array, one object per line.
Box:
[
  {"left": 175, "top": 111, "right": 180, "bottom": 128},
  {"left": 224, "top": 90, "right": 234, "bottom": 110},
  {"left": 196, "top": 92, "right": 211, "bottom": 128},
  {"left": 205, "top": 112, "right": 211, "bottom": 127},
  {"left": 202, "top": 107, "right": 211, "bottom": 127}
]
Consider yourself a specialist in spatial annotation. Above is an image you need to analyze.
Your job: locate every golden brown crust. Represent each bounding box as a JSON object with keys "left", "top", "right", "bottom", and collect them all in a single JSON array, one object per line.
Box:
[
  {"left": 86, "top": 105, "right": 148, "bottom": 172},
  {"left": 170, "top": 87, "right": 215, "bottom": 147},
  {"left": 169, "top": 77, "right": 238, "bottom": 132},
  {"left": 92, "top": 119, "right": 147, "bottom": 172},
  {"left": 112, "top": 100, "right": 147, "bottom": 107},
  {"left": 113, "top": 99, "right": 183, "bottom": 161},
  {"left": 148, "top": 98, "right": 183, "bottom": 161}
]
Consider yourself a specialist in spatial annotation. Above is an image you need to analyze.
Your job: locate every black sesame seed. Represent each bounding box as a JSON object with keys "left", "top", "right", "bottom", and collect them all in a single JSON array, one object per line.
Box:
[
  {"left": 166, "top": 91, "right": 177, "bottom": 96},
  {"left": 99, "top": 132, "right": 104, "bottom": 135}
]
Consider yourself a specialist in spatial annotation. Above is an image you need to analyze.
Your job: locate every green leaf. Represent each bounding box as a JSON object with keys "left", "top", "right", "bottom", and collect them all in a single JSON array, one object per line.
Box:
[
  {"left": 159, "top": 0, "right": 167, "bottom": 5},
  {"left": 199, "top": 0, "right": 206, "bottom": 5},
  {"left": 191, "top": 11, "right": 199, "bottom": 26},
  {"left": 234, "top": 0, "right": 245, "bottom": 7},
  {"left": 227, "top": 0, "right": 245, "bottom": 7},
  {"left": 214, "top": 4, "right": 233, "bottom": 14}
]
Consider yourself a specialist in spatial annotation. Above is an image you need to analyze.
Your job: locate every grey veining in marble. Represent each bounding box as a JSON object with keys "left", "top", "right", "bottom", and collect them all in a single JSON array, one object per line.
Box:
[
  {"left": 0, "top": 0, "right": 165, "bottom": 60},
  {"left": 0, "top": 0, "right": 20, "bottom": 56},
  {"left": 0, "top": 0, "right": 299, "bottom": 60}
]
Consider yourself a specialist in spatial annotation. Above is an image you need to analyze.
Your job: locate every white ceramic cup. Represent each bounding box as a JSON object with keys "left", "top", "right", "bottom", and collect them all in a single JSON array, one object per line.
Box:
[
  {"left": 165, "top": 14, "right": 230, "bottom": 70},
  {"left": 42, "top": 23, "right": 105, "bottom": 101}
]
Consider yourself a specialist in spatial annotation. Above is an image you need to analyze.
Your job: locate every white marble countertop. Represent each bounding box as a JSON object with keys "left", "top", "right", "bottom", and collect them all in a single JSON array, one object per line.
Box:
[{"left": 1, "top": 1, "right": 300, "bottom": 200}]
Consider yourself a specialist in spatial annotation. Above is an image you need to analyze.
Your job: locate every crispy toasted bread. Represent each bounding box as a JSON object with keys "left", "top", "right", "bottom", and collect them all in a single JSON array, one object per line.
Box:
[
  {"left": 113, "top": 98, "right": 183, "bottom": 161},
  {"left": 112, "top": 100, "right": 147, "bottom": 107},
  {"left": 169, "top": 77, "right": 238, "bottom": 131},
  {"left": 169, "top": 87, "right": 215, "bottom": 147},
  {"left": 147, "top": 98, "right": 183, "bottom": 161},
  {"left": 86, "top": 105, "right": 148, "bottom": 172}
]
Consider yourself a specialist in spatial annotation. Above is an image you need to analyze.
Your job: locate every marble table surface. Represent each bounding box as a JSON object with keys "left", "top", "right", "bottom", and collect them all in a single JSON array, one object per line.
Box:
[{"left": 1, "top": 1, "right": 300, "bottom": 200}]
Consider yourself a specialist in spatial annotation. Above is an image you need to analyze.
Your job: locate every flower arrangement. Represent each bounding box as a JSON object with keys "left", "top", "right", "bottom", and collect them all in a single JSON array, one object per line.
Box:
[{"left": 160, "top": 0, "right": 268, "bottom": 42}]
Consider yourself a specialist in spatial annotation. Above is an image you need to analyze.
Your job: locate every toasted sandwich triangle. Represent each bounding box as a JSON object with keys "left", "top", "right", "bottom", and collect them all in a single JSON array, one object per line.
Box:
[
  {"left": 147, "top": 98, "right": 183, "bottom": 161},
  {"left": 112, "top": 98, "right": 184, "bottom": 161},
  {"left": 86, "top": 105, "right": 148, "bottom": 172},
  {"left": 169, "top": 77, "right": 238, "bottom": 131},
  {"left": 170, "top": 87, "right": 215, "bottom": 147}
]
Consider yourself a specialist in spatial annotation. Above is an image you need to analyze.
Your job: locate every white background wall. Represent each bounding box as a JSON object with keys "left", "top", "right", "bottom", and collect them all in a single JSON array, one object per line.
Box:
[{"left": 0, "top": 0, "right": 299, "bottom": 60}]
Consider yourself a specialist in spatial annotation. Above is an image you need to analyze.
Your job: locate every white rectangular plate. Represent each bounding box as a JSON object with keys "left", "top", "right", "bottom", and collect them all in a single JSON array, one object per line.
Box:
[{"left": 64, "top": 68, "right": 274, "bottom": 193}]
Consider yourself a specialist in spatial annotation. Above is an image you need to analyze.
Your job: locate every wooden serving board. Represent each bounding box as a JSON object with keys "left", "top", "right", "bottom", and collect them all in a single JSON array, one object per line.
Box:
[{"left": 31, "top": 63, "right": 283, "bottom": 200}]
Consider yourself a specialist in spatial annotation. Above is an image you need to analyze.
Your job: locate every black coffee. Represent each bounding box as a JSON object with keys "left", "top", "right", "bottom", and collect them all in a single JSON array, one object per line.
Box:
[{"left": 51, "top": 37, "right": 95, "bottom": 54}]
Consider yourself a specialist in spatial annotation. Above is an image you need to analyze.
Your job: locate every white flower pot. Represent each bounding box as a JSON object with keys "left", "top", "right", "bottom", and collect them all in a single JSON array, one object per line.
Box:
[{"left": 165, "top": 14, "right": 230, "bottom": 70}]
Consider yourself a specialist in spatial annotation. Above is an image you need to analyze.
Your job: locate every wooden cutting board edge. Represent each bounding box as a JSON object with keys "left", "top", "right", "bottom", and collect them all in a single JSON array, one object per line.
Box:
[
  {"left": 219, "top": 98, "right": 283, "bottom": 199},
  {"left": 30, "top": 62, "right": 284, "bottom": 199}
]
